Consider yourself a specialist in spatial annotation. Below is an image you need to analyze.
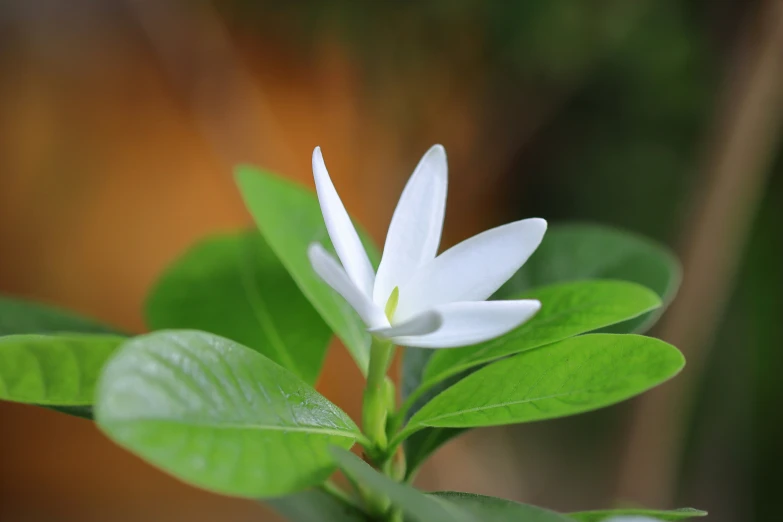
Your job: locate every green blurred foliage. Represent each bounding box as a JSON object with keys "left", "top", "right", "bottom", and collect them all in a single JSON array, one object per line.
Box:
[
  {"left": 746, "top": 170, "right": 783, "bottom": 522},
  {"left": 680, "top": 156, "right": 782, "bottom": 521},
  {"left": 514, "top": 1, "right": 716, "bottom": 242}
]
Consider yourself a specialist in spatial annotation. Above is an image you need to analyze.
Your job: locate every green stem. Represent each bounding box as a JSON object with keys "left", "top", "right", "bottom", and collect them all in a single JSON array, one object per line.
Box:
[
  {"left": 319, "top": 480, "right": 360, "bottom": 509},
  {"left": 386, "top": 428, "right": 413, "bottom": 455},
  {"left": 362, "top": 337, "right": 395, "bottom": 452},
  {"left": 388, "top": 507, "right": 404, "bottom": 522}
]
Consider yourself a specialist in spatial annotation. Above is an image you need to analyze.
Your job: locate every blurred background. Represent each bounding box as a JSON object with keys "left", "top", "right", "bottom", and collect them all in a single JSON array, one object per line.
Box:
[{"left": 1, "top": 1, "right": 781, "bottom": 521}]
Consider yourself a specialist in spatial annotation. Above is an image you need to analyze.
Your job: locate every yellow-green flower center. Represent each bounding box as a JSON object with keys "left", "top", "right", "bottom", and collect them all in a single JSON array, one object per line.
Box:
[{"left": 384, "top": 286, "right": 400, "bottom": 322}]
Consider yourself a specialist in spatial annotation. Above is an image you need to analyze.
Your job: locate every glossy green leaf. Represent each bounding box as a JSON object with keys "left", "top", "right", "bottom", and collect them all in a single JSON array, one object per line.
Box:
[
  {"left": 267, "top": 490, "right": 368, "bottom": 522},
  {"left": 96, "top": 330, "right": 360, "bottom": 498},
  {"left": 0, "top": 296, "right": 121, "bottom": 336},
  {"left": 423, "top": 280, "right": 661, "bottom": 394},
  {"left": 400, "top": 281, "right": 660, "bottom": 474},
  {"left": 400, "top": 334, "right": 683, "bottom": 437},
  {"left": 236, "top": 167, "right": 380, "bottom": 374},
  {"left": 497, "top": 223, "right": 680, "bottom": 333},
  {"left": 0, "top": 297, "right": 124, "bottom": 419},
  {"left": 569, "top": 508, "right": 707, "bottom": 522},
  {"left": 431, "top": 492, "right": 574, "bottom": 522},
  {"left": 0, "top": 334, "right": 126, "bottom": 419},
  {"left": 400, "top": 225, "right": 676, "bottom": 467},
  {"left": 146, "top": 230, "right": 331, "bottom": 384},
  {"left": 329, "top": 447, "right": 477, "bottom": 522}
]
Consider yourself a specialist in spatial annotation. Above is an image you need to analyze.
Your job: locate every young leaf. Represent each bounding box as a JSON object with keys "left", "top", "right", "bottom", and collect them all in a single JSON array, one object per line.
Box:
[
  {"left": 422, "top": 280, "right": 661, "bottom": 396},
  {"left": 569, "top": 508, "right": 707, "bottom": 522},
  {"left": 400, "top": 334, "right": 683, "bottom": 438},
  {"left": 96, "top": 330, "right": 361, "bottom": 498},
  {"left": 401, "top": 346, "right": 435, "bottom": 404},
  {"left": 146, "top": 230, "right": 331, "bottom": 384},
  {"left": 0, "top": 334, "right": 126, "bottom": 419},
  {"left": 267, "top": 490, "right": 369, "bottom": 522},
  {"left": 431, "top": 492, "right": 574, "bottom": 521},
  {"left": 0, "top": 296, "right": 122, "bottom": 336},
  {"left": 329, "top": 447, "right": 477, "bottom": 522},
  {"left": 236, "top": 167, "right": 380, "bottom": 374},
  {"left": 497, "top": 223, "right": 680, "bottom": 333},
  {"left": 403, "top": 427, "right": 465, "bottom": 480}
]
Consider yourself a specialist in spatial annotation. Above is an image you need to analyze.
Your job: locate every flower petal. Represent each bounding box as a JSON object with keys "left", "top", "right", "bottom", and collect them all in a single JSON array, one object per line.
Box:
[
  {"left": 368, "top": 310, "right": 443, "bottom": 339},
  {"left": 307, "top": 243, "right": 387, "bottom": 329},
  {"left": 312, "top": 147, "right": 376, "bottom": 296},
  {"left": 397, "top": 218, "right": 547, "bottom": 320},
  {"left": 373, "top": 145, "right": 448, "bottom": 307},
  {"left": 391, "top": 300, "right": 541, "bottom": 349}
]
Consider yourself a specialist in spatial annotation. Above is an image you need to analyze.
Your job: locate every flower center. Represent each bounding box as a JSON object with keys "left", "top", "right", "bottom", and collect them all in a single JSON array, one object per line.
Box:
[{"left": 384, "top": 286, "right": 400, "bottom": 322}]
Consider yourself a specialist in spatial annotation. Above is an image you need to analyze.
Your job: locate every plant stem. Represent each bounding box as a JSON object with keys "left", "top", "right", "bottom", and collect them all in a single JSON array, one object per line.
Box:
[
  {"left": 386, "top": 428, "right": 412, "bottom": 455},
  {"left": 358, "top": 337, "right": 403, "bottom": 520},
  {"left": 388, "top": 506, "right": 404, "bottom": 522},
  {"left": 362, "top": 337, "right": 395, "bottom": 452},
  {"left": 319, "top": 479, "right": 359, "bottom": 509}
]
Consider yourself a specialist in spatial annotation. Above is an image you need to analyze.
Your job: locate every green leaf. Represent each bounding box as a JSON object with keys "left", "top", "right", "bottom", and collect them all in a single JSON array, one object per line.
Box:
[
  {"left": 146, "top": 230, "right": 331, "bottom": 384},
  {"left": 569, "top": 508, "right": 707, "bottom": 522},
  {"left": 267, "top": 490, "right": 369, "bottom": 522},
  {"left": 400, "top": 334, "right": 683, "bottom": 437},
  {"left": 431, "top": 492, "right": 574, "bottom": 522},
  {"left": 329, "top": 447, "right": 477, "bottom": 522},
  {"left": 0, "top": 297, "right": 125, "bottom": 419},
  {"left": 236, "top": 167, "right": 380, "bottom": 374},
  {"left": 399, "top": 281, "right": 660, "bottom": 474},
  {"left": 95, "top": 330, "right": 361, "bottom": 498},
  {"left": 423, "top": 280, "right": 661, "bottom": 395},
  {"left": 497, "top": 223, "right": 680, "bottom": 333},
  {"left": 0, "top": 296, "right": 122, "bottom": 336},
  {"left": 0, "top": 334, "right": 126, "bottom": 419}
]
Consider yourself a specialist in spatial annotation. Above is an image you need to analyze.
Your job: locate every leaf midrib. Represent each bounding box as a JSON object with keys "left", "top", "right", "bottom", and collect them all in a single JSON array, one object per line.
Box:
[
  {"left": 414, "top": 388, "right": 595, "bottom": 427},
  {"left": 425, "top": 284, "right": 658, "bottom": 382},
  {"left": 108, "top": 417, "right": 360, "bottom": 439},
  {"left": 410, "top": 365, "right": 666, "bottom": 432},
  {"left": 237, "top": 239, "right": 300, "bottom": 377}
]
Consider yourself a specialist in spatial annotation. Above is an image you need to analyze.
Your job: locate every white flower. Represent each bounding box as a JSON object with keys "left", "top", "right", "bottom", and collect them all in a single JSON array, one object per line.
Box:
[{"left": 307, "top": 145, "right": 546, "bottom": 349}]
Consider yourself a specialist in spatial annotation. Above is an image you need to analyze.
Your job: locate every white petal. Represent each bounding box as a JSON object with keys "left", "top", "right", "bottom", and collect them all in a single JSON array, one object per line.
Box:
[
  {"left": 307, "top": 243, "right": 387, "bottom": 329},
  {"left": 368, "top": 310, "right": 443, "bottom": 339},
  {"left": 373, "top": 145, "right": 448, "bottom": 307},
  {"left": 396, "top": 218, "right": 547, "bottom": 320},
  {"left": 312, "top": 147, "right": 376, "bottom": 296},
  {"left": 391, "top": 300, "right": 541, "bottom": 349}
]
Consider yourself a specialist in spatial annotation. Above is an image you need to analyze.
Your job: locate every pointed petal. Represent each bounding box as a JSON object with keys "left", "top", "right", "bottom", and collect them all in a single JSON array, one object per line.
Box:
[
  {"left": 391, "top": 300, "right": 541, "bottom": 349},
  {"left": 307, "top": 243, "right": 387, "bottom": 329},
  {"left": 369, "top": 310, "right": 443, "bottom": 339},
  {"left": 373, "top": 145, "right": 448, "bottom": 307},
  {"left": 397, "top": 218, "right": 547, "bottom": 320},
  {"left": 312, "top": 147, "right": 375, "bottom": 296}
]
